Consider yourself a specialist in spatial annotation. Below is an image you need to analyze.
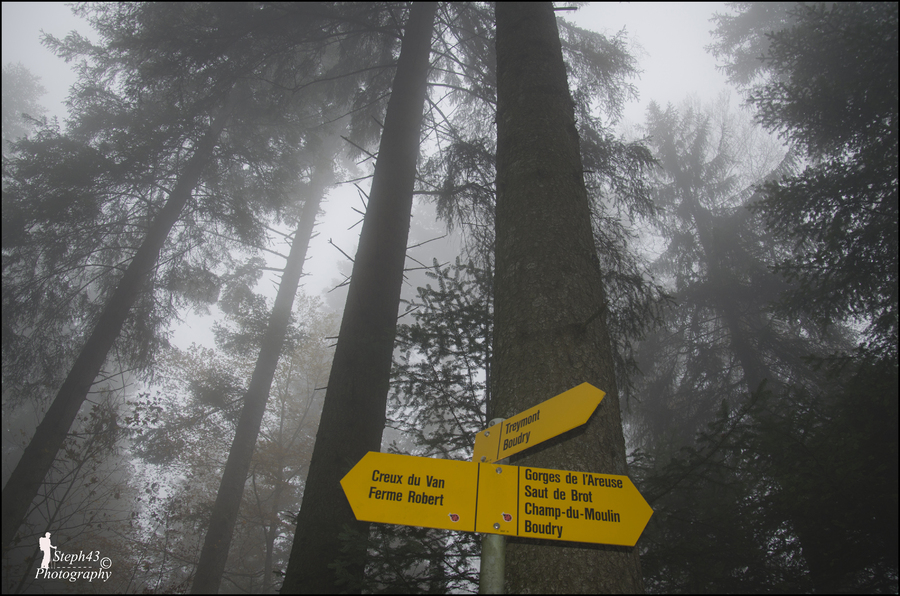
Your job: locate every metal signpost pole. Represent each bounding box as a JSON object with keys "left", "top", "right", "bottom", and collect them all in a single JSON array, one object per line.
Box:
[{"left": 479, "top": 418, "right": 507, "bottom": 594}]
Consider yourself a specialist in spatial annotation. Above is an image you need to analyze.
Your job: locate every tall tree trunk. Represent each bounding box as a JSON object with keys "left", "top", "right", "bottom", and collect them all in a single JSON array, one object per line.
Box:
[
  {"left": 1, "top": 93, "right": 237, "bottom": 552},
  {"left": 280, "top": 3, "right": 437, "bottom": 593},
  {"left": 191, "top": 147, "right": 335, "bottom": 593},
  {"left": 493, "top": 3, "right": 644, "bottom": 592},
  {"left": 261, "top": 473, "right": 284, "bottom": 594}
]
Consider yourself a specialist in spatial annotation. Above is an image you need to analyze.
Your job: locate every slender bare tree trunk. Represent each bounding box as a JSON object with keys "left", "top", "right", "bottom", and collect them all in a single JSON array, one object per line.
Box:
[
  {"left": 280, "top": 3, "right": 437, "bottom": 593},
  {"left": 492, "top": 3, "right": 644, "bottom": 592},
  {"left": 1, "top": 93, "right": 237, "bottom": 552},
  {"left": 191, "top": 144, "right": 335, "bottom": 593}
]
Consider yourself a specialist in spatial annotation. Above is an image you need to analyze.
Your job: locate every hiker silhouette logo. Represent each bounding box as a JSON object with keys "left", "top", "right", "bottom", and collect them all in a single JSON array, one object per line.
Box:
[{"left": 34, "top": 533, "right": 113, "bottom": 583}]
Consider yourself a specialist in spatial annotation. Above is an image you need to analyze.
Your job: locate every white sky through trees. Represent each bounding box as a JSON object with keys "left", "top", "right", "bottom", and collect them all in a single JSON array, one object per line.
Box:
[{"left": 2, "top": 2, "right": 735, "bottom": 350}]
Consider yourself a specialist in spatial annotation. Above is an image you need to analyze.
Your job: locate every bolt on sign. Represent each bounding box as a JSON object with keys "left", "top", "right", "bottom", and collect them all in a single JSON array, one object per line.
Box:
[
  {"left": 472, "top": 383, "right": 605, "bottom": 464},
  {"left": 341, "top": 452, "right": 653, "bottom": 547}
]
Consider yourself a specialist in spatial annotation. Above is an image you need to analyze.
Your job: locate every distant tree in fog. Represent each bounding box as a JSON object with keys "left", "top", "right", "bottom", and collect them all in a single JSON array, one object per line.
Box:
[
  {"left": 630, "top": 97, "right": 834, "bottom": 450},
  {"left": 123, "top": 293, "right": 336, "bottom": 593},
  {"left": 711, "top": 2, "right": 898, "bottom": 358},
  {"left": 633, "top": 95, "right": 897, "bottom": 593},
  {"left": 1, "top": 62, "right": 46, "bottom": 156},
  {"left": 192, "top": 130, "right": 345, "bottom": 593}
]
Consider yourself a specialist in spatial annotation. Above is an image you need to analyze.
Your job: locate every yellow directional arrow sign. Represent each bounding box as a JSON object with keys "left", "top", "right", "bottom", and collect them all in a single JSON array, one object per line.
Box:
[
  {"left": 473, "top": 383, "right": 605, "bottom": 464},
  {"left": 341, "top": 452, "right": 652, "bottom": 547},
  {"left": 340, "top": 451, "right": 480, "bottom": 532},
  {"left": 475, "top": 462, "right": 653, "bottom": 547}
]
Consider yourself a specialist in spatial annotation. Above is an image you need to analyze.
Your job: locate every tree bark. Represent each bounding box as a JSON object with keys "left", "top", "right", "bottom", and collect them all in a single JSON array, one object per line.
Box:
[
  {"left": 190, "top": 140, "right": 334, "bottom": 593},
  {"left": 280, "top": 3, "right": 437, "bottom": 593},
  {"left": 493, "top": 3, "right": 644, "bottom": 592},
  {"left": 1, "top": 93, "right": 237, "bottom": 552}
]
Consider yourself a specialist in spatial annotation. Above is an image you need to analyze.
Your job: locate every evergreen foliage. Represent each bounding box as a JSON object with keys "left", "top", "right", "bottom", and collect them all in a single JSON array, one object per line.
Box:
[
  {"left": 636, "top": 359, "right": 898, "bottom": 593},
  {"left": 391, "top": 258, "right": 491, "bottom": 455},
  {"left": 1, "top": 62, "right": 46, "bottom": 157},
  {"left": 1, "top": 2, "right": 896, "bottom": 592},
  {"left": 634, "top": 95, "right": 897, "bottom": 593},
  {"left": 711, "top": 2, "right": 899, "bottom": 358},
  {"left": 370, "top": 260, "right": 490, "bottom": 593}
]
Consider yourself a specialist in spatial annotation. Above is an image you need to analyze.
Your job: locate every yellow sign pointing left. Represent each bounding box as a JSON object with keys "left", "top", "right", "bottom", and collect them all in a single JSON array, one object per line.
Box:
[{"left": 340, "top": 451, "right": 479, "bottom": 532}]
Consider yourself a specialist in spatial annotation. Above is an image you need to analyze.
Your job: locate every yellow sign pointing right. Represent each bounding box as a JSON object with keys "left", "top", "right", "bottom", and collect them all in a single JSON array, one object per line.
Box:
[
  {"left": 473, "top": 383, "right": 605, "bottom": 464},
  {"left": 475, "top": 462, "right": 653, "bottom": 547}
]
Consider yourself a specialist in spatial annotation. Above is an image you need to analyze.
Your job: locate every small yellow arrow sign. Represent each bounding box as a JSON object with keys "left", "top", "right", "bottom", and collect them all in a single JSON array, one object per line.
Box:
[
  {"left": 473, "top": 383, "right": 605, "bottom": 464},
  {"left": 341, "top": 452, "right": 652, "bottom": 547}
]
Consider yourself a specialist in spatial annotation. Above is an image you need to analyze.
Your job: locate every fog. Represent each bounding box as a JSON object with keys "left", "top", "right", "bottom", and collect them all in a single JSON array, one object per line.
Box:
[
  {"left": 2, "top": 2, "right": 896, "bottom": 594},
  {"left": 2, "top": 3, "right": 736, "bottom": 334}
]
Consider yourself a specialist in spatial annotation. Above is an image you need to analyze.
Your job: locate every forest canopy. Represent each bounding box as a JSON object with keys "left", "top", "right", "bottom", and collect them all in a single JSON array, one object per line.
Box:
[{"left": 1, "top": 2, "right": 896, "bottom": 594}]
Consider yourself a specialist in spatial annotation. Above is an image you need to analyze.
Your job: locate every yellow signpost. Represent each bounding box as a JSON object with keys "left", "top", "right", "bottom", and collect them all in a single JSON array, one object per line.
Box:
[
  {"left": 341, "top": 453, "right": 653, "bottom": 547},
  {"left": 341, "top": 384, "right": 652, "bottom": 549},
  {"left": 472, "top": 383, "right": 605, "bottom": 464}
]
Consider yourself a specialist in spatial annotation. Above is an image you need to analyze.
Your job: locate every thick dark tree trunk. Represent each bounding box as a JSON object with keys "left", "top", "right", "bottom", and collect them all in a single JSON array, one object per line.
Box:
[
  {"left": 493, "top": 3, "right": 644, "bottom": 592},
  {"left": 190, "top": 146, "right": 333, "bottom": 593},
  {"left": 1, "top": 95, "right": 236, "bottom": 552},
  {"left": 280, "top": 3, "right": 436, "bottom": 593}
]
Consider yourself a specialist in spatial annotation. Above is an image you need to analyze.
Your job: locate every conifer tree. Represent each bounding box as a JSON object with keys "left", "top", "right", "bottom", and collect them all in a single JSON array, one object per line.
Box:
[
  {"left": 633, "top": 96, "right": 896, "bottom": 593},
  {"left": 191, "top": 132, "right": 343, "bottom": 593},
  {"left": 710, "top": 2, "right": 898, "bottom": 358},
  {"left": 2, "top": 2, "right": 392, "bottom": 552},
  {"left": 374, "top": 258, "right": 490, "bottom": 592},
  {"left": 281, "top": 3, "right": 438, "bottom": 592},
  {"left": 1, "top": 62, "right": 46, "bottom": 157},
  {"left": 492, "top": 3, "right": 643, "bottom": 591}
]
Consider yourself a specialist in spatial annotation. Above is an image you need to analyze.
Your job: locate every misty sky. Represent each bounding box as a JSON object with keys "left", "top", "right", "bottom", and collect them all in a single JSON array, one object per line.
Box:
[
  {"left": 2, "top": 3, "right": 734, "bottom": 124},
  {"left": 2, "top": 1, "right": 739, "bottom": 348}
]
